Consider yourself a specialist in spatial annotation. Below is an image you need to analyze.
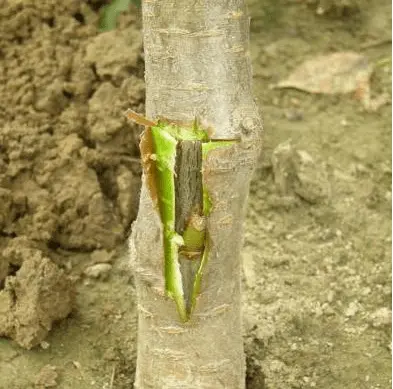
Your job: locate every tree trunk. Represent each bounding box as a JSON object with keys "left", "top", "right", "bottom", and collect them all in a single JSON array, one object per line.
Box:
[{"left": 130, "top": 1, "right": 262, "bottom": 388}]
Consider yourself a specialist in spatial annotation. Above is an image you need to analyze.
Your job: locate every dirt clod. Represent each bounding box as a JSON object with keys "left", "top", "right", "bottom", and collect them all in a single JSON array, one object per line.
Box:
[
  {"left": 90, "top": 249, "right": 115, "bottom": 264},
  {"left": 0, "top": 0, "right": 144, "bottom": 252},
  {"left": 85, "top": 27, "right": 142, "bottom": 83},
  {"left": 272, "top": 140, "right": 331, "bottom": 204},
  {"left": 35, "top": 364, "right": 58, "bottom": 388},
  {"left": 84, "top": 263, "right": 112, "bottom": 280},
  {"left": 370, "top": 307, "right": 392, "bottom": 328},
  {"left": 0, "top": 248, "right": 74, "bottom": 349},
  {"left": 0, "top": 0, "right": 144, "bottom": 347}
]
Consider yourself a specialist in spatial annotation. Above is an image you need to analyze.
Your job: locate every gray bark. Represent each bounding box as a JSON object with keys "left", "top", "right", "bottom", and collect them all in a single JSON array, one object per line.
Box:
[{"left": 129, "top": 1, "right": 262, "bottom": 388}]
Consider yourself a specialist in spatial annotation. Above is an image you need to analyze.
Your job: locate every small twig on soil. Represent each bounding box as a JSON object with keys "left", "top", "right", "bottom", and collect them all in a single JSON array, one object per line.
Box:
[
  {"left": 120, "top": 156, "right": 141, "bottom": 163},
  {"left": 109, "top": 365, "right": 116, "bottom": 389},
  {"left": 360, "top": 38, "right": 392, "bottom": 50}
]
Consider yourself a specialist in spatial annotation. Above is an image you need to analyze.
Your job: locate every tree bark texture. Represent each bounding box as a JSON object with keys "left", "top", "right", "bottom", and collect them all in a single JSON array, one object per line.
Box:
[{"left": 130, "top": 1, "right": 262, "bottom": 388}]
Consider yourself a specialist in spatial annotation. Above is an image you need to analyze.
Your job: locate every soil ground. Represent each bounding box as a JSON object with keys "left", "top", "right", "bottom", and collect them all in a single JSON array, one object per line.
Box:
[{"left": 0, "top": 1, "right": 391, "bottom": 388}]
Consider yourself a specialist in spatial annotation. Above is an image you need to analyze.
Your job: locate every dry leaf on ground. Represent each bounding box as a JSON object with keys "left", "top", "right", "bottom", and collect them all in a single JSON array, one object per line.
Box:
[{"left": 276, "top": 51, "right": 373, "bottom": 95}]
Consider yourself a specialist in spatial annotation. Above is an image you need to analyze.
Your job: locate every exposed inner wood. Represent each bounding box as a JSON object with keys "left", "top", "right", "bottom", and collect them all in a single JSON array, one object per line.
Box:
[
  {"left": 175, "top": 141, "right": 203, "bottom": 234},
  {"left": 175, "top": 140, "right": 203, "bottom": 314}
]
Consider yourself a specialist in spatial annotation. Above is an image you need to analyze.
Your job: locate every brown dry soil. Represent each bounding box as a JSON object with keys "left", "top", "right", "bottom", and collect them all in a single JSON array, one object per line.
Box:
[{"left": 0, "top": 0, "right": 391, "bottom": 388}]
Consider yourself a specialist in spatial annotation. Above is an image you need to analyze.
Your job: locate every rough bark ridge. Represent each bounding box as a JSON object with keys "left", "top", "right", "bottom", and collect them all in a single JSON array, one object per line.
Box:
[{"left": 130, "top": 1, "right": 262, "bottom": 388}]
